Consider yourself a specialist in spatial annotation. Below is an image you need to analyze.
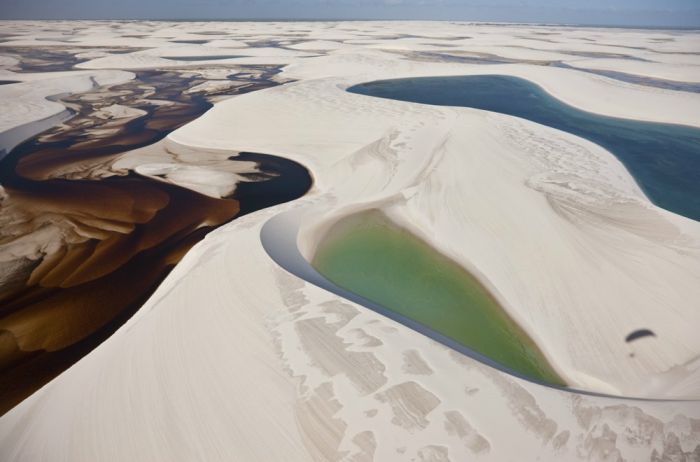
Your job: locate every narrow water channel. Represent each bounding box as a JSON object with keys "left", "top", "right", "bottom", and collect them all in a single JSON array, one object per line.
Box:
[{"left": 0, "top": 62, "right": 311, "bottom": 415}]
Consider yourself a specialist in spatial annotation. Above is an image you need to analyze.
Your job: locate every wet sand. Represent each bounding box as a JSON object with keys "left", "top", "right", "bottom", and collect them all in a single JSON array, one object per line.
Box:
[
  {"left": 1, "top": 21, "right": 699, "bottom": 462},
  {"left": 0, "top": 56, "right": 310, "bottom": 414}
]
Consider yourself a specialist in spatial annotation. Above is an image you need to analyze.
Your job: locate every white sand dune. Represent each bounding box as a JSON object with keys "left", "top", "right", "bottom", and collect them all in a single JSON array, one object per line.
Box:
[
  {"left": 1, "top": 20, "right": 699, "bottom": 462},
  {"left": 0, "top": 56, "right": 19, "bottom": 68},
  {"left": 564, "top": 57, "right": 700, "bottom": 83},
  {"left": 288, "top": 40, "right": 352, "bottom": 51},
  {"left": 170, "top": 57, "right": 700, "bottom": 396},
  {"left": 0, "top": 69, "right": 134, "bottom": 156},
  {"left": 203, "top": 39, "right": 250, "bottom": 48},
  {"left": 75, "top": 46, "right": 316, "bottom": 70}
]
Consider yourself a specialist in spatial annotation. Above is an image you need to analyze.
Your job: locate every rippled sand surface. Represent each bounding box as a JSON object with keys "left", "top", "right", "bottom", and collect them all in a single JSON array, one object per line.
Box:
[{"left": 1, "top": 20, "right": 699, "bottom": 462}]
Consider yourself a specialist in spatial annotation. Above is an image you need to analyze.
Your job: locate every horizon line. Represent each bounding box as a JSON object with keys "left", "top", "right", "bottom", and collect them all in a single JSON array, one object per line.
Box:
[{"left": 0, "top": 18, "right": 699, "bottom": 30}]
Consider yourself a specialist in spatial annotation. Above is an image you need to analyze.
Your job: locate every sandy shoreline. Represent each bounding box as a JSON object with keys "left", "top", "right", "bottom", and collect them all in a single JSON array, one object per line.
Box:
[{"left": 1, "top": 20, "right": 699, "bottom": 461}]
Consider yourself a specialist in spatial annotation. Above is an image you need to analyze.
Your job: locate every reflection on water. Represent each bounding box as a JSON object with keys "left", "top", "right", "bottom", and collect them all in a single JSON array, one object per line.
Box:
[
  {"left": 349, "top": 75, "right": 700, "bottom": 221},
  {"left": 3, "top": 47, "right": 86, "bottom": 71},
  {"left": 1, "top": 46, "right": 139, "bottom": 73},
  {"left": 170, "top": 40, "right": 210, "bottom": 44},
  {"left": 0, "top": 57, "right": 310, "bottom": 415}
]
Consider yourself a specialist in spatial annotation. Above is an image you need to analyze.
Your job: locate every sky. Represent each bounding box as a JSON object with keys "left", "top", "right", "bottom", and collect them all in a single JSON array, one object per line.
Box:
[{"left": 1, "top": 0, "right": 699, "bottom": 27}]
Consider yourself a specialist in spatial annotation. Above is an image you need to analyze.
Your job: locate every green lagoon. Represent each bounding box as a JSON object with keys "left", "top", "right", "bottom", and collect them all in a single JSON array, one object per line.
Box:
[{"left": 312, "top": 210, "right": 565, "bottom": 386}]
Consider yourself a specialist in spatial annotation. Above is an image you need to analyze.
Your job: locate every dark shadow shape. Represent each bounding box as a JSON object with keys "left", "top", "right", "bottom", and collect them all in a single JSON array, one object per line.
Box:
[{"left": 626, "top": 329, "right": 656, "bottom": 342}]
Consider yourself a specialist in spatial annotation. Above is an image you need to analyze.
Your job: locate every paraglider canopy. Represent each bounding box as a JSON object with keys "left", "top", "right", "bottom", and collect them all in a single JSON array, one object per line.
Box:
[{"left": 625, "top": 329, "right": 656, "bottom": 343}]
